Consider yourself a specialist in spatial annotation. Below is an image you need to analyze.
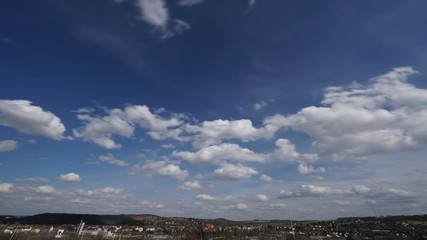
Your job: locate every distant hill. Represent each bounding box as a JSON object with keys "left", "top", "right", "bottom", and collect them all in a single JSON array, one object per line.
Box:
[
  {"left": 336, "top": 214, "right": 427, "bottom": 222},
  {"left": 4, "top": 213, "right": 427, "bottom": 226}
]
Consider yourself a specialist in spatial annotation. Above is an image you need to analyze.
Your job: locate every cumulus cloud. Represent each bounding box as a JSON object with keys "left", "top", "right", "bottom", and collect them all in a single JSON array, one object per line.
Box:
[
  {"left": 178, "top": 180, "right": 202, "bottom": 191},
  {"left": 142, "top": 160, "right": 189, "bottom": 180},
  {"left": 0, "top": 100, "right": 66, "bottom": 140},
  {"left": 0, "top": 140, "right": 17, "bottom": 152},
  {"left": 213, "top": 163, "right": 258, "bottom": 180},
  {"left": 99, "top": 153, "right": 129, "bottom": 167},
  {"left": 123, "top": 105, "right": 187, "bottom": 141},
  {"left": 34, "top": 185, "right": 57, "bottom": 194},
  {"left": 260, "top": 174, "right": 273, "bottom": 182},
  {"left": 186, "top": 119, "right": 275, "bottom": 148},
  {"left": 177, "top": 0, "right": 204, "bottom": 6},
  {"left": 272, "top": 139, "right": 300, "bottom": 161},
  {"left": 297, "top": 162, "right": 326, "bottom": 174},
  {"left": 196, "top": 194, "right": 215, "bottom": 201},
  {"left": 73, "top": 105, "right": 187, "bottom": 149},
  {"left": 172, "top": 143, "right": 267, "bottom": 165},
  {"left": 59, "top": 173, "right": 81, "bottom": 182},
  {"left": 73, "top": 111, "right": 134, "bottom": 149},
  {"left": 276, "top": 67, "right": 427, "bottom": 158},
  {"left": 0, "top": 183, "right": 14, "bottom": 193},
  {"left": 256, "top": 194, "right": 269, "bottom": 201}
]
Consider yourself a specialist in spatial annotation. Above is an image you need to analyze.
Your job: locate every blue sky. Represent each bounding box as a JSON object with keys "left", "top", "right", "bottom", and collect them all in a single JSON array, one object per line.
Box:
[{"left": 1, "top": 0, "right": 427, "bottom": 220}]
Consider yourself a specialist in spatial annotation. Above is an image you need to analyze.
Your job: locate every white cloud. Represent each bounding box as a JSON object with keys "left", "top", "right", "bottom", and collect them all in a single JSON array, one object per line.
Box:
[
  {"left": 236, "top": 203, "right": 249, "bottom": 210},
  {"left": 0, "top": 140, "right": 17, "bottom": 152},
  {"left": 196, "top": 194, "right": 215, "bottom": 201},
  {"left": 172, "top": 143, "right": 267, "bottom": 165},
  {"left": 272, "top": 138, "right": 301, "bottom": 161},
  {"left": 387, "top": 188, "right": 412, "bottom": 197},
  {"left": 73, "top": 105, "right": 187, "bottom": 149},
  {"left": 260, "top": 174, "right": 273, "bottom": 182},
  {"left": 186, "top": 119, "right": 275, "bottom": 148},
  {"left": 244, "top": 0, "right": 257, "bottom": 13},
  {"left": 277, "top": 67, "right": 427, "bottom": 158},
  {"left": 99, "top": 153, "right": 129, "bottom": 167},
  {"left": 34, "top": 185, "right": 57, "bottom": 194},
  {"left": 280, "top": 185, "right": 343, "bottom": 198},
  {"left": 0, "top": 100, "right": 66, "bottom": 140},
  {"left": 134, "top": 0, "right": 190, "bottom": 38},
  {"left": 59, "top": 173, "right": 81, "bottom": 183},
  {"left": 16, "top": 177, "right": 49, "bottom": 183},
  {"left": 213, "top": 163, "right": 258, "bottom": 180},
  {"left": 270, "top": 139, "right": 318, "bottom": 162},
  {"left": 124, "top": 105, "right": 187, "bottom": 141},
  {"left": 332, "top": 200, "right": 352, "bottom": 206},
  {"left": 297, "top": 163, "right": 326, "bottom": 174},
  {"left": 352, "top": 185, "right": 371, "bottom": 194},
  {"left": 177, "top": 0, "right": 204, "bottom": 6},
  {"left": 248, "top": 0, "right": 256, "bottom": 8},
  {"left": 267, "top": 203, "right": 287, "bottom": 210},
  {"left": 99, "top": 187, "right": 123, "bottom": 194},
  {"left": 142, "top": 160, "right": 189, "bottom": 180},
  {"left": 253, "top": 101, "right": 267, "bottom": 111},
  {"left": 136, "top": 0, "right": 169, "bottom": 27},
  {"left": 73, "top": 111, "right": 134, "bottom": 149},
  {"left": 0, "top": 183, "right": 14, "bottom": 193},
  {"left": 157, "top": 164, "right": 189, "bottom": 180},
  {"left": 350, "top": 185, "right": 414, "bottom": 199},
  {"left": 161, "top": 144, "right": 175, "bottom": 149},
  {"left": 279, "top": 184, "right": 416, "bottom": 202},
  {"left": 139, "top": 200, "right": 164, "bottom": 209},
  {"left": 178, "top": 180, "right": 202, "bottom": 191},
  {"left": 256, "top": 194, "right": 269, "bottom": 201}
]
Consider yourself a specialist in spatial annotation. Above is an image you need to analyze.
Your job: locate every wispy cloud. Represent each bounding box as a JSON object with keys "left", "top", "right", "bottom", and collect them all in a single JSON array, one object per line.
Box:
[
  {"left": 99, "top": 153, "right": 129, "bottom": 167},
  {"left": 0, "top": 140, "right": 18, "bottom": 152},
  {"left": 132, "top": 0, "right": 190, "bottom": 38},
  {"left": 177, "top": 0, "right": 204, "bottom": 7},
  {"left": 16, "top": 177, "right": 49, "bottom": 183},
  {"left": 253, "top": 101, "right": 267, "bottom": 111}
]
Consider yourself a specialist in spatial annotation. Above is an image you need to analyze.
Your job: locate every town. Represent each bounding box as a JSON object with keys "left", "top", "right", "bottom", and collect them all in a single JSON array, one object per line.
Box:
[{"left": 1, "top": 214, "right": 427, "bottom": 239}]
